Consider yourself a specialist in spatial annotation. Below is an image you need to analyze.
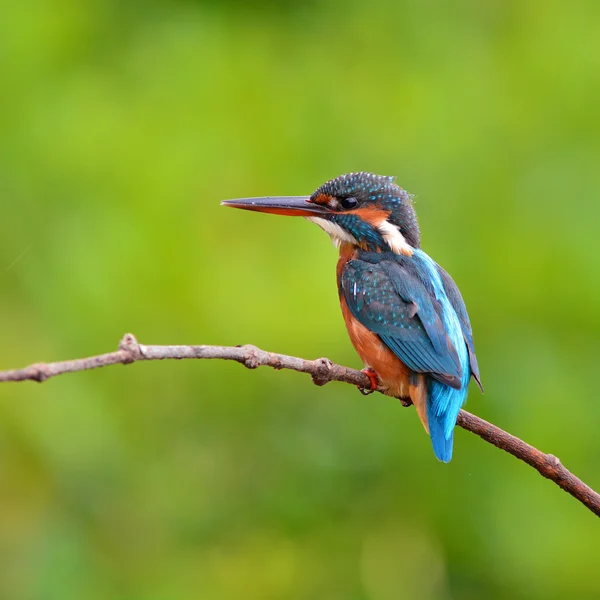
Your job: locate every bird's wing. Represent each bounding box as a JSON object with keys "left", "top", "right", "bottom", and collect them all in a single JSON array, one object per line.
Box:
[
  {"left": 436, "top": 264, "right": 483, "bottom": 391},
  {"left": 341, "top": 258, "right": 463, "bottom": 389}
]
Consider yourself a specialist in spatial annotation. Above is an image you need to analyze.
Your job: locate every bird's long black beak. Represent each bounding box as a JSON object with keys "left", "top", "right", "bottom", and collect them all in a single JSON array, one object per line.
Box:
[{"left": 221, "top": 196, "right": 331, "bottom": 217}]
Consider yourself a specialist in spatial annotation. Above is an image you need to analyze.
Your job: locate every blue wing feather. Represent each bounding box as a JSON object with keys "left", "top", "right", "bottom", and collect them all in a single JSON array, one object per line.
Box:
[
  {"left": 341, "top": 257, "right": 462, "bottom": 388},
  {"left": 436, "top": 265, "right": 483, "bottom": 392}
]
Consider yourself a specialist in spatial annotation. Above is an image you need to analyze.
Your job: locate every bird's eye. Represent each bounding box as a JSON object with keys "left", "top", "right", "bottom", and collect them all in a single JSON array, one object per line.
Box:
[{"left": 340, "top": 197, "right": 358, "bottom": 210}]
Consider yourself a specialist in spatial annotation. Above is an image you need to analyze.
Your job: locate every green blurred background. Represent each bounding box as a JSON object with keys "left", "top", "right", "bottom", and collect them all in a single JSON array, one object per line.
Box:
[{"left": 2, "top": 0, "right": 600, "bottom": 598}]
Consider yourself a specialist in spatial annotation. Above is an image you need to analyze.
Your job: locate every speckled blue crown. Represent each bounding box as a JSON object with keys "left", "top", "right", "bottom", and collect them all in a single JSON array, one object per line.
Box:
[{"left": 311, "top": 172, "right": 400, "bottom": 201}]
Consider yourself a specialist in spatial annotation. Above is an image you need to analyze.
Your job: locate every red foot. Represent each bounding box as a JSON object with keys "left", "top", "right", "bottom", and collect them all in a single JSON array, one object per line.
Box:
[{"left": 358, "top": 368, "right": 379, "bottom": 395}]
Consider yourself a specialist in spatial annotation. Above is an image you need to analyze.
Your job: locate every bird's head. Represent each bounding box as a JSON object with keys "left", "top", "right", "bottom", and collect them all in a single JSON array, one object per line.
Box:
[{"left": 222, "top": 172, "right": 420, "bottom": 255}]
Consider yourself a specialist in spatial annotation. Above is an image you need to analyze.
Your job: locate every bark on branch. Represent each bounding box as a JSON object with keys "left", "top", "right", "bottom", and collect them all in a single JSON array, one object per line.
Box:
[{"left": 1, "top": 333, "right": 598, "bottom": 518}]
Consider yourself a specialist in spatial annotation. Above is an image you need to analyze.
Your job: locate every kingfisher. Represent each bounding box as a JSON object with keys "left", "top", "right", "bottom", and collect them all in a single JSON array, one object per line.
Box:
[{"left": 222, "top": 172, "right": 482, "bottom": 462}]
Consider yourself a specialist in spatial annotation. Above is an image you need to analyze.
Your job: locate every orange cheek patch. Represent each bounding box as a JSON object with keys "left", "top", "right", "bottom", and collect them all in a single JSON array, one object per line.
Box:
[{"left": 346, "top": 206, "right": 391, "bottom": 227}]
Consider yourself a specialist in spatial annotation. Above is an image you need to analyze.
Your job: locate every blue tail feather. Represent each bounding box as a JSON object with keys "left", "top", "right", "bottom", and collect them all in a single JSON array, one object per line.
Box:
[
  {"left": 429, "top": 417, "right": 454, "bottom": 463},
  {"left": 427, "top": 378, "right": 468, "bottom": 462}
]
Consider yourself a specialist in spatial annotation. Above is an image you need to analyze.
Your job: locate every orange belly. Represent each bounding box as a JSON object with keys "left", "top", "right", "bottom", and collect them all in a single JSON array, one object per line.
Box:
[{"left": 339, "top": 295, "right": 429, "bottom": 432}]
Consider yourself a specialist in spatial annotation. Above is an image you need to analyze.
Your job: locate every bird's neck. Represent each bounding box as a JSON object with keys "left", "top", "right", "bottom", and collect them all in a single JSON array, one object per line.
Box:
[
  {"left": 336, "top": 242, "right": 359, "bottom": 282},
  {"left": 392, "top": 203, "right": 421, "bottom": 249},
  {"left": 330, "top": 214, "right": 416, "bottom": 256}
]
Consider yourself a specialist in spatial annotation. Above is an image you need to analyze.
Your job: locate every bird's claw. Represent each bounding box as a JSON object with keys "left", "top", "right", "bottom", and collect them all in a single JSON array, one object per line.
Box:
[{"left": 358, "top": 368, "right": 379, "bottom": 395}]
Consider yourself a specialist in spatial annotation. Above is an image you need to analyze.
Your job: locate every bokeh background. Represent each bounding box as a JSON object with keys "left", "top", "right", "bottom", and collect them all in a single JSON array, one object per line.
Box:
[{"left": 2, "top": 1, "right": 600, "bottom": 598}]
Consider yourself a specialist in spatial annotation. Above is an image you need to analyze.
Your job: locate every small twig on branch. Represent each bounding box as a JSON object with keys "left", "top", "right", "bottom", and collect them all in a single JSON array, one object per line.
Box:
[{"left": 1, "top": 333, "right": 599, "bottom": 518}]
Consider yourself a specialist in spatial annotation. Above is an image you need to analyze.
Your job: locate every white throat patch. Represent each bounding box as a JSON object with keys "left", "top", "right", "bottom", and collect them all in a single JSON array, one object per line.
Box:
[{"left": 306, "top": 217, "right": 359, "bottom": 248}]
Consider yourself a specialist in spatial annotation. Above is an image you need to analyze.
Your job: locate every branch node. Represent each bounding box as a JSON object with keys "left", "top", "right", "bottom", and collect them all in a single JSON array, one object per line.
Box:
[
  {"left": 240, "top": 345, "right": 261, "bottom": 370},
  {"left": 546, "top": 454, "right": 562, "bottom": 469},
  {"left": 311, "top": 357, "right": 333, "bottom": 386},
  {"left": 118, "top": 333, "right": 142, "bottom": 363},
  {"left": 30, "top": 364, "right": 49, "bottom": 383}
]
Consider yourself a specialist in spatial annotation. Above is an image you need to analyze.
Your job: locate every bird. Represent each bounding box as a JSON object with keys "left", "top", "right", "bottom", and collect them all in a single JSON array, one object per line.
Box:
[{"left": 222, "top": 172, "right": 482, "bottom": 462}]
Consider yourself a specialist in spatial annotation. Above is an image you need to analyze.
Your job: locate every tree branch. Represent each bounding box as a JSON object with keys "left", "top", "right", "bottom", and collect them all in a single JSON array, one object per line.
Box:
[{"left": 1, "top": 333, "right": 598, "bottom": 518}]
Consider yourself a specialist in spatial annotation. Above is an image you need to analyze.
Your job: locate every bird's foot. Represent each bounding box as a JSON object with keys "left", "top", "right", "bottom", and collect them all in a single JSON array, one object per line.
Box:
[{"left": 358, "top": 368, "right": 379, "bottom": 395}]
